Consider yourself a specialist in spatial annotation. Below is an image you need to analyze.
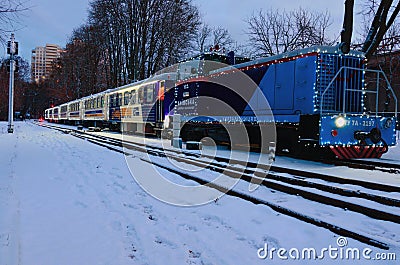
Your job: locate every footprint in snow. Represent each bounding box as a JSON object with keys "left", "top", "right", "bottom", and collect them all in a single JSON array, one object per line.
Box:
[
  {"left": 186, "top": 250, "right": 202, "bottom": 265},
  {"left": 154, "top": 236, "right": 178, "bottom": 249}
]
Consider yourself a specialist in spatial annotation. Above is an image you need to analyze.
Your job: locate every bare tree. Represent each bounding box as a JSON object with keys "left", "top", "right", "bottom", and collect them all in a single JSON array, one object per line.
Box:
[
  {"left": 0, "top": 0, "right": 28, "bottom": 43},
  {"left": 0, "top": 56, "right": 31, "bottom": 120},
  {"left": 246, "top": 8, "right": 333, "bottom": 57},
  {"left": 357, "top": 0, "right": 400, "bottom": 54},
  {"left": 212, "top": 27, "right": 234, "bottom": 49},
  {"left": 88, "top": 0, "right": 200, "bottom": 85},
  {"left": 195, "top": 23, "right": 212, "bottom": 53},
  {"left": 42, "top": 0, "right": 200, "bottom": 102},
  {"left": 355, "top": 0, "right": 400, "bottom": 116},
  {"left": 194, "top": 23, "right": 236, "bottom": 53}
]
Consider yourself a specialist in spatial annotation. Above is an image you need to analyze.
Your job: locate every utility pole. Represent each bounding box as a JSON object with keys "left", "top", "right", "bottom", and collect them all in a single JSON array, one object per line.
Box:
[{"left": 7, "top": 33, "right": 18, "bottom": 133}]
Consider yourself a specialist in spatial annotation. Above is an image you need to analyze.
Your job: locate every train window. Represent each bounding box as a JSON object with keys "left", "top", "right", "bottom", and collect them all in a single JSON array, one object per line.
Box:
[
  {"left": 130, "top": 90, "right": 136, "bottom": 104},
  {"left": 138, "top": 88, "right": 144, "bottom": 103},
  {"left": 118, "top": 93, "right": 122, "bottom": 106},
  {"left": 124, "top": 92, "right": 130, "bottom": 105},
  {"left": 101, "top": 96, "right": 104, "bottom": 108},
  {"left": 109, "top": 95, "right": 113, "bottom": 107},
  {"left": 96, "top": 97, "right": 100, "bottom": 108},
  {"left": 146, "top": 86, "right": 154, "bottom": 103}
]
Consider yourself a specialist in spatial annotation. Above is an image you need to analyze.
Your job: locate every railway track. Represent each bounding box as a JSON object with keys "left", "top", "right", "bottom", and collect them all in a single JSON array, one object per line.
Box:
[
  {"left": 34, "top": 121, "right": 400, "bottom": 250},
  {"left": 323, "top": 158, "right": 400, "bottom": 174}
]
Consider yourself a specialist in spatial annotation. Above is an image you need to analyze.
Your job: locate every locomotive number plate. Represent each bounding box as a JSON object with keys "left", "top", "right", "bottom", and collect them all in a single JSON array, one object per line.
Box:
[{"left": 347, "top": 120, "right": 375, "bottom": 127}]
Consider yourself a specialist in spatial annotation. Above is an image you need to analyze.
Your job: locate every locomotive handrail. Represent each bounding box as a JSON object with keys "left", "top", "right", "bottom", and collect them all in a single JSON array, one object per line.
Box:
[
  {"left": 320, "top": 66, "right": 398, "bottom": 118},
  {"left": 168, "top": 100, "right": 175, "bottom": 114}
]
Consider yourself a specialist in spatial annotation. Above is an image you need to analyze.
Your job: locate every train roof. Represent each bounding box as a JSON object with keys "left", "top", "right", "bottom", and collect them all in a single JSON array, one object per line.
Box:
[
  {"left": 210, "top": 45, "right": 365, "bottom": 75},
  {"left": 180, "top": 51, "right": 250, "bottom": 65},
  {"left": 80, "top": 90, "right": 109, "bottom": 100},
  {"left": 105, "top": 72, "right": 177, "bottom": 94}
]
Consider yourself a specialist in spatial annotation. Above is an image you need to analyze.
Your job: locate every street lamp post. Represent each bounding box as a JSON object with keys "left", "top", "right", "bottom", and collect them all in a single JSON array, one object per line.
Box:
[{"left": 7, "top": 33, "right": 18, "bottom": 133}]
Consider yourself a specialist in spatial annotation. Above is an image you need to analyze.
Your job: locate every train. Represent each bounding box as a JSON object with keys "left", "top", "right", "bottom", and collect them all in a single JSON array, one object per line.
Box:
[{"left": 45, "top": 45, "right": 398, "bottom": 159}]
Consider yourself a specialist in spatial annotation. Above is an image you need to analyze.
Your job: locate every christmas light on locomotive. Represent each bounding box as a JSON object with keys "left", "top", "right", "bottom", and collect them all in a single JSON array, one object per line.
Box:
[{"left": 171, "top": 45, "right": 397, "bottom": 159}]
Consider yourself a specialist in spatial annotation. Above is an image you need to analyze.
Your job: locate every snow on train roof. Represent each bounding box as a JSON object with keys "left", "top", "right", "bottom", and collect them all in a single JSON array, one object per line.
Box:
[
  {"left": 210, "top": 45, "right": 365, "bottom": 75},
  {"left": 104, "top": 72, "right": 177, "bottom": 94},
  {"left": 76, "top": 72, "right": 177, "bottom": 100}
]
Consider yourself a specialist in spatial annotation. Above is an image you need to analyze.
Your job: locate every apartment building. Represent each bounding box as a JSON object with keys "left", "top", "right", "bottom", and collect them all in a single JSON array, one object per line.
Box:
[{"left": 31, "top": 44, "right": 63, "bottom": 83}]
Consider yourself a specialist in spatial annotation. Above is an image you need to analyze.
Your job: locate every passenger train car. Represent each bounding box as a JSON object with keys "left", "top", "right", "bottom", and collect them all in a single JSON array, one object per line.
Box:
[
  {"left": 45, "top": 106, "right": 60, "bottom": 122},
  {"left": 67, "top": 100, "right": 82, "bottom": 122},
  {"left": 45, "top": 73, "right": 177, "bottom": 136}
]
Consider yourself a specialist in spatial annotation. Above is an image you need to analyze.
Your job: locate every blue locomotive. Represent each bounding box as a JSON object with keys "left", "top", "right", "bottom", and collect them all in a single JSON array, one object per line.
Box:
[{"left": 172, "top": 45, "right": 397, "bottom": 159}]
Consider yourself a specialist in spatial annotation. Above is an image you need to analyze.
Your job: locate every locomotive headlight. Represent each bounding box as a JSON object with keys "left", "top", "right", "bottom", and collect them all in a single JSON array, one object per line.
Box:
[{"left": 335, "top": 116, "right": 347, "bottom": 128}]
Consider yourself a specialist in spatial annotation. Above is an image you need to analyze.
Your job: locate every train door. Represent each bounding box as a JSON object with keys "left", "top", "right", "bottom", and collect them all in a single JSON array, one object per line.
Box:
[
  {"left": 156, "top": 81, "right": 165, "bottom": 123},
  {"left": 275, "top": 61, "right": 295, "bottom": 110}
]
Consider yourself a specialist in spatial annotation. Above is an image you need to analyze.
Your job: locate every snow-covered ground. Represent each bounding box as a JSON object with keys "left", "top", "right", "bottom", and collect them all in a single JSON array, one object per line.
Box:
[{"left": 0, "top": 121, "right": 399, "bottom": 264}]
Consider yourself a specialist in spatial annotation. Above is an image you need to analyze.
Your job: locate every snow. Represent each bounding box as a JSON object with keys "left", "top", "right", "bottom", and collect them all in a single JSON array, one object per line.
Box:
[
  {"left": 90, "top": 125, "right": 400, "bottom": 188},
  {"left": 0, "top": 121, "right": 399, "bottom": 264}
]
